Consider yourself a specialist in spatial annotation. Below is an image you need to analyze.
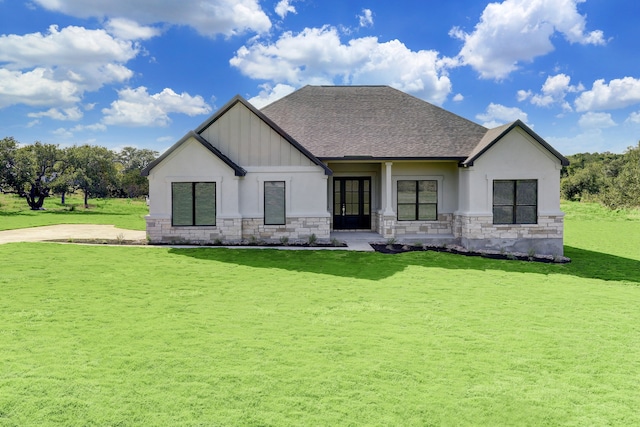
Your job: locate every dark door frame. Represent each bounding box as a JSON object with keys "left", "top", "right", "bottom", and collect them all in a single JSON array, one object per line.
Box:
[{"left": 333, "top": 177, "right": 371, "bottom": 230}]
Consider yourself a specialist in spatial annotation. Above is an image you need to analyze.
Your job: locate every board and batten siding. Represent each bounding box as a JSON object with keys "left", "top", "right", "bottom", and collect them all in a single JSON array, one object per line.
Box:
[{"left": 199, "top": 102, "right": 315, "bottom": 168}]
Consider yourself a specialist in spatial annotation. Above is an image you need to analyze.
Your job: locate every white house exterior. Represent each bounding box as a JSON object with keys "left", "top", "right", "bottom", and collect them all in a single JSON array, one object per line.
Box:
[{"left": 142, "top": 85, "right": 569, "bottom": 255}]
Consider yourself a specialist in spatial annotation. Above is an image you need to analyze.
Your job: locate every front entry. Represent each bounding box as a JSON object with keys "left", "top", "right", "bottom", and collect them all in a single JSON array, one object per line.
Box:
[{"left": 333, "top": 177, "right": 371, "bottom": 230}]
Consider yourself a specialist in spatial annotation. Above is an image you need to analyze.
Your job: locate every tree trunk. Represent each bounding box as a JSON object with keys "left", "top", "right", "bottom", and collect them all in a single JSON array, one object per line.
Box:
[
  {"left": 84, "top": 191, "right": 89, "bottom": 208},
  {"left": 61, "top": 191, "right": 65, "bottom": 205}
]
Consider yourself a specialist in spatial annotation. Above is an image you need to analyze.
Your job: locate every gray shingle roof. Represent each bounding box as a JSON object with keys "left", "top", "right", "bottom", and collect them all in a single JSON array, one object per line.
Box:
[{"left": 260, "top": 85, "right": 489, "bottom": 159}]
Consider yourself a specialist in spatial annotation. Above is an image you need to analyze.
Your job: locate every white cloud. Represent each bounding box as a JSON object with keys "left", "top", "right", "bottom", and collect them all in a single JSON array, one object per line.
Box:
[
  {"left": 231, "top": 26, "right": 452, "bottom": 104},
  {"left": 575, "top": 77, "right": 640, "bottom": 112},
  {"left": 275, "top": 0, "right": 296, "bottom": 19},
  {"left": 32, "top": 0, "right": 271, "bottom": 37},
  {"left": 452, "top": 93, "right": 464, "bottom": 102},
  {"left": 102, "top": 86, "right": 212, "bottom": 127},
  {"left": 578, "top": 112, "right": 616, "bottom": 129},
  {"left": 358, "top": 9, "right": 374, "bottom": 28},
  {"left": 521, "top": 73, "right": 584, "bottom": 111},
  {"left": 476, "top": 103, "right": 529, "bottom": 128},
  {"left": 627, "top": 111, "right": 640, "bottom": 124},
  {"left": 248, "top": 83, "right": 296, "bottom": 108},
  {"left": 27, "top": 106, "right": 83, "bottom": 121},
  {"left": 0, "top": 25, "right": 136, "bottom": 108},
  {"left": 105, "top": 18, "right": 161, "bottom": 40},
  {"left": 0, "top": 68, "right": 81, "bottom": 108},
  {"left": 451, "top": 0, "right": 605, "bottom": 79}
]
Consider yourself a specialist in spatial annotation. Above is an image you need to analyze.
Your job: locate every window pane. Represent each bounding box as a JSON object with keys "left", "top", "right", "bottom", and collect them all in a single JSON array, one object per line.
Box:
[
  {"left": 418, "top": 180, "right": 437, "bottom": 203},
  {"left": 493, "top": 205, "right": 513, "bottom": 224},
  {"left": 172, "top": 182, "right": 193, "bottom": 226},
  {"left": 195, "top": 182, "right": 216, "bottom": 226},
  {"left": 418, "top": 204, "right": 437, "bottom": 220},
  {"left": 265, "top": 181, "right": 285, "bottom": 225},
  {"left": 516, "top": 206, "right": 537, "bottom": 224},
  {"left": 493, "top": 181, "right": 514, "bottom": 205},
  {"left": 398, "top": 204, "right": 416, "bottom": 221},
  {"left": 517, "top": 180, "right": 537, "bottom": 205},
  {"left": 397, "top": 181, "right": 416, "bottom": 204}
]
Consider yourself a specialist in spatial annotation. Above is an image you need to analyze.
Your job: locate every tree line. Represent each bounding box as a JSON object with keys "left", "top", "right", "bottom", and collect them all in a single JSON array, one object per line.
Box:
[
  {"left": 561, "top": 142, "right": 640, "bottom": 209},
  {"left": 1, "top": 137, "right": 157, "bottom": 210}
]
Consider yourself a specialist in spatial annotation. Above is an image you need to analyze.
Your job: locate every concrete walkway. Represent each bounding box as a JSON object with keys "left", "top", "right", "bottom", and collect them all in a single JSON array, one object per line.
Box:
[{"left": 0, "top": 225, "right": 382, "bottom": 251}]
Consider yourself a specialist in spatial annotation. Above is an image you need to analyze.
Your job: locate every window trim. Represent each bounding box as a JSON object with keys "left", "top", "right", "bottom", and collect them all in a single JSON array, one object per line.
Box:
[
  {"left": 264, "top": 180, "right": 286, "bottom": 225},
  {"left": 171, "top": 181, "right": 216, "bottom": 226},
  {"left": 396, "top": 179, "right": 438, "bottom": 221},
  {"left": 492, "top": 179, "right": 538, "bottom": 225}
]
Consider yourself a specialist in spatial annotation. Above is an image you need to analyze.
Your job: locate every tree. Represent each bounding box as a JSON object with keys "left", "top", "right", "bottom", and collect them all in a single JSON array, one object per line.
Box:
[
  {"left": 2, "top": 141, "right": 62, "bottom": 209},
  {"left": 116, "top": 147, "right": 158, "bottom": 197},
  {"left": 0, "top": 137, "right": 18, "bottom": 191},
  {"left": 601, "top": 142, "right": 640, "bottom": 209},
  {"left": 67, "top": 145, "right": 118, "bottom": 207}
]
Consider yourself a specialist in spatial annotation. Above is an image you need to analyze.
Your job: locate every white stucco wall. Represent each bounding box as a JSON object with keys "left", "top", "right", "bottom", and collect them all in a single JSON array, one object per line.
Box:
[
  {"left": 146, "top": 137, "right": 241, "bottom": 221},
  {"left": 458, "top": 127, "right": 563, "bottom": 216}
]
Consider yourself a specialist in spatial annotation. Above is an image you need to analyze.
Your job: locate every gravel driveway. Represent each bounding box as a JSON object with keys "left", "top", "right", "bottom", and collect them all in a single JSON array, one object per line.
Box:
[{"left": 0, "top": 224, "right": 146, "bottom": 244}]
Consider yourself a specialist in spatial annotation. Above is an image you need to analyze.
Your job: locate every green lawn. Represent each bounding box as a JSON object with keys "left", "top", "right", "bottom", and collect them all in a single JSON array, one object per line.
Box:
[
  {"left": 0, "top": 202, "right": 639, "bottom": 425},
  {"left": 0, "top": 193, "right": 147, "bottom": 231}
]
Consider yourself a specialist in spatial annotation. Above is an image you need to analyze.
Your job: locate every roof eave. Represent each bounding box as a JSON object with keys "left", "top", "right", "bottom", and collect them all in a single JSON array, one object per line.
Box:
[
  {"left": 463, "top": 120, "right": 570, "bottom": 167},
  {"left": 197, "top": 95, "right": 333, "bottom": 176},
  {"left": 141, "top": 131, "right": 247, "bottom": 177}
]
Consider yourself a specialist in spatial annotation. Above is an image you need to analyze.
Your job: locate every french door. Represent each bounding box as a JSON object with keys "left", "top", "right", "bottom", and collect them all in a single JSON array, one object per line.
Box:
[{"left": 333, "top": 177, "right": 371, "bottom": 230}]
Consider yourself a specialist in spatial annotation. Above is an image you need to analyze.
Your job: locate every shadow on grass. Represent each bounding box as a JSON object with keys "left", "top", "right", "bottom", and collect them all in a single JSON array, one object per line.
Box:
[{"left": 168, "top": 245, "right": 640, "bottom": 283}]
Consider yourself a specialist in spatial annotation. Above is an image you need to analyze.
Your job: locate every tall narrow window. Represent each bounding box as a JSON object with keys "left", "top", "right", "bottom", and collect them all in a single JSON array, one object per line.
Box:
[
  {"left": 171, "top": 182, "right": 216, "bottom": 226},
  {"left": 397, "top": 180, "right": 437, "bottom": 221},
  {"left": 493, "top": 180, "right": 537, "bottom": 224},
  {"left": 264, "top": 181, "right": 285, "bottom": 225}
]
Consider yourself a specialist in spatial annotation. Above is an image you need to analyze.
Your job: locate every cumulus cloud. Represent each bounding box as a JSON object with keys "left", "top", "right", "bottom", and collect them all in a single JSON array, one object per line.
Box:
[
  {"left": 230, "top": 26, "right": 452, "bottom": 104},
  {"left": 0, "top": 68, "right": 82, "bottom": 108},
  {"left": 32, "top": 0, "right": 271, "bottom": 37},
  {"left": 275, "top": 0, "right": 296, "bottom": 19},
  {"left": 105, "top": 18, "right": 161, "bottom": 40},
  {"left": 248, "top": 83, "right": 296, "bottom": 108},
  {"left": 27, "top": 106, "right": 83, "bottom": 121},
  {"left": 358, "top": 9, "right": 374, "bottom": 28},
  {"left": 578, "top": 111, "right": 616, "bottom": 129},
  {"left": 627, "top": 111, "right": 640, "bottom": 124},
  {"left": 453, "top": 93, "right": 464, "bottom": 102},
  {"left": 450, "top": 0, "right": 605, "bottom": 79},
  {"left": 519, "top": 73, "right": 584, "bottom": 111},
  {"left": 102, "top": 86, "right": 212, "bottom": 127},
  {"left": 575, "top": 77, "right": 640, "bottom": 112},
  {"left": 0, "top": 25, "right": 136, "bottom": 108},
  {"left": 476, "top": 103, "right": 529, "bottom": 128}
]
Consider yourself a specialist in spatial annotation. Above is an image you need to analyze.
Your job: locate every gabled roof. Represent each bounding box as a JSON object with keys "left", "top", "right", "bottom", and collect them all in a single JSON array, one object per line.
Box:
[
  {"left": 196, "top": 95, "right": 332, "bottom": 175},
  {"left": 141, "top": 131, "right": 246, "bottom": 177},
  {"left": 462, "top": 120, "right": 570, "bottom": 167},
  {"left": 260, "top": 85, "right": 489, "bottom": 160}
]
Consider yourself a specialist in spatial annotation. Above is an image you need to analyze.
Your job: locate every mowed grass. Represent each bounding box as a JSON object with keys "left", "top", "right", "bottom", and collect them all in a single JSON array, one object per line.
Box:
[
  {"left": 1, "top": 203, "right": 639, "bottom": 425},
  {"left": 0, "top": 193, "right": 147, "bottom": 231}
]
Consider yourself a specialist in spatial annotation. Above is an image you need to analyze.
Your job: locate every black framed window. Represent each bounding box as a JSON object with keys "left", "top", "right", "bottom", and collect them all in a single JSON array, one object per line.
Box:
[
  {"left": 397, "top": 180, "right": 437, "bottom": 221},
  {"left": 493, "top": 180, "right": 537, "bottom": 224},
  {"left": 264, "top": 181, "right": 285, "bottom": 225},
  {"left": 171, "top": 182, "right": 216, "bottom": 226}
]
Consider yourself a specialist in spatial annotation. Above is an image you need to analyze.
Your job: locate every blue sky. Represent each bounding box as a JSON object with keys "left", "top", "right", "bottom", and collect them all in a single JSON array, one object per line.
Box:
[{"left": 1, "top": 0, "right": 639, "bottom": 155}]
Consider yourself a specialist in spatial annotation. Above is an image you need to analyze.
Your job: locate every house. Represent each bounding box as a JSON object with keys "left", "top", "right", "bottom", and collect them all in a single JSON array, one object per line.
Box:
[{"left": 142, "top": 85, "right": 569, "bottom": 255}]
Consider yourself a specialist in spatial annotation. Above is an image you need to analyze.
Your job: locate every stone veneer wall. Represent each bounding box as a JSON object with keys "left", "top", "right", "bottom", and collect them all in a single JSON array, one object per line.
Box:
[
  {"left": 146, "top": 217, "right": 242, "bottom": 244},
  {"left": 146, "top": 216, "right": 330, "bottom": 244},
  {"left": 241, "top": 217, "right": 330, "bottom": 241},
  {"left": 394, "top": 213, "right": 453, "bottom": 236},
  {"left": 454, "top": 214, "right": 564, "bottom": 255}
]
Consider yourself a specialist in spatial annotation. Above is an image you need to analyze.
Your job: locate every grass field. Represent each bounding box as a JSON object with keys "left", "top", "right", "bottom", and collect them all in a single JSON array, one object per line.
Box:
[
  {"left": 0, "top": 193, "right": 147, "bottom": 231},
  {"left": 0, "top": 201, "right": 639, "bottom": 425}
]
